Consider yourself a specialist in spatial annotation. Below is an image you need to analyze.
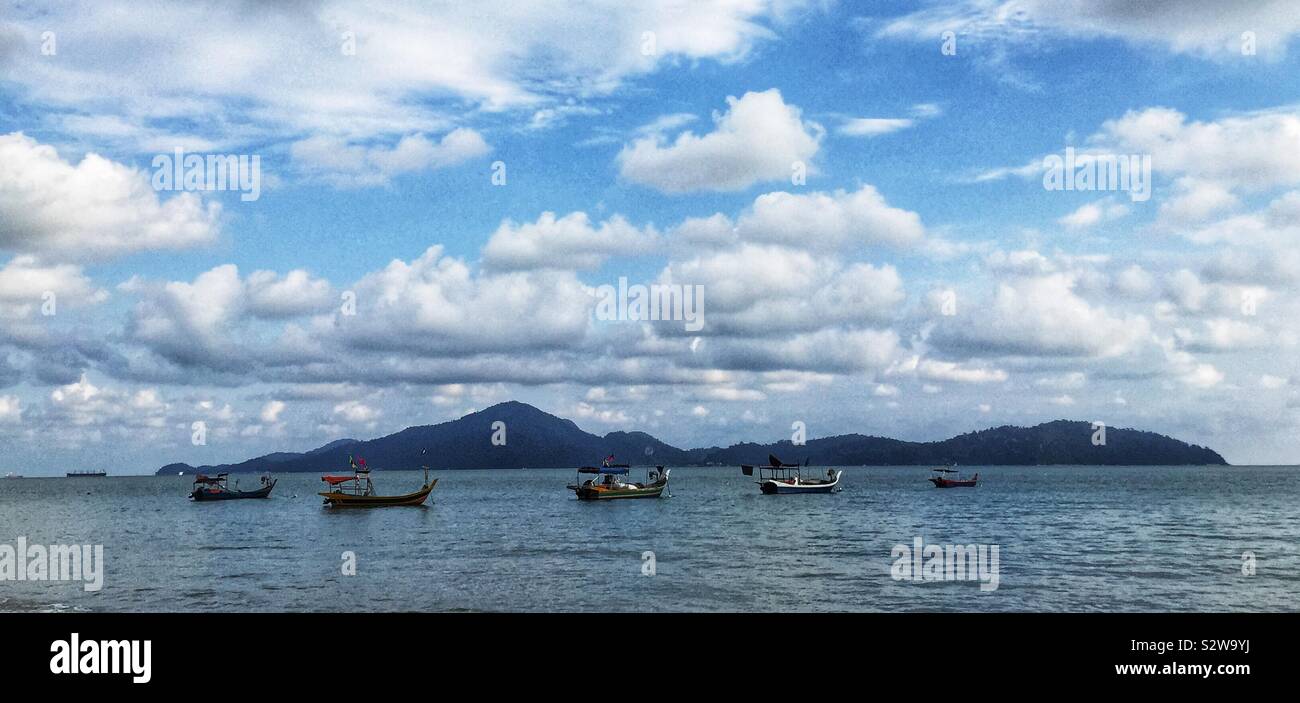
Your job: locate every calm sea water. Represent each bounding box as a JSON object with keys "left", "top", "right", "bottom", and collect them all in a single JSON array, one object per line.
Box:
[{"left": 1, "top": 466, "right": 1296, "bottom": 612}]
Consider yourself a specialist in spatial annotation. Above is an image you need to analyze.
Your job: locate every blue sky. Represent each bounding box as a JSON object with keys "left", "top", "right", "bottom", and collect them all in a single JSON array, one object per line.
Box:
[{"left": 2, "top": 1, "right": 1300, "bottom": 473}]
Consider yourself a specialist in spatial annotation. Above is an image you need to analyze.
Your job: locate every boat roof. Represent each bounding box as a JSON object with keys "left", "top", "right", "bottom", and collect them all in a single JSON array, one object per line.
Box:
[
  {"left": 933, "top": 468, "right": 958, "bottom": 473},
  {"left": 321, "top": 474, "right": 365, "bottom": 484},
  {"left": 578, "top": 466, "right": 629, "bottom": 474},
  {"left": 193, "top": 473, "right": 229, "bottom": 482}
]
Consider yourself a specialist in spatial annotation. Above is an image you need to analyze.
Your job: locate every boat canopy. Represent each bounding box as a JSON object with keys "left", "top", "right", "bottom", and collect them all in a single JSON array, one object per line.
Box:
[
  {"left": 578, "top": 466, "right": 629, "bottom": 474},
  {"left": 933, "top": 468, "right": 958, "bottom": 473},
  {"left": 193, "top": 474, "right": 224, "bottom": 484},
  {"left": 321, "top": 474, "right": 362, "bottom": 484}
]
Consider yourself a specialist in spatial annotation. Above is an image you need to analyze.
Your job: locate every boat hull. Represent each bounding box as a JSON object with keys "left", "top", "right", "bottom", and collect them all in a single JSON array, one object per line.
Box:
[
  {"left": 191, "top": 480, "right": 276, "bottom": 501},
  {"left": 758, "top": 470, "right": 842, "bottom": 495},
  {"left": 569, "top": 477, "right": 669, "bottom": 500},
  {"left": 319, "top": 479, "right": 436, "bottom": 507},
  {"left": 928, "top": 477, "right": 977, "bottom": 488}
]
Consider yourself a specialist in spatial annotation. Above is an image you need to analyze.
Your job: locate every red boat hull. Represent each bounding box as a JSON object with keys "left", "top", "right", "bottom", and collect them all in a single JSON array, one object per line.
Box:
[{"left": 929, "top": 476, "right": 978, "bottom": 488}]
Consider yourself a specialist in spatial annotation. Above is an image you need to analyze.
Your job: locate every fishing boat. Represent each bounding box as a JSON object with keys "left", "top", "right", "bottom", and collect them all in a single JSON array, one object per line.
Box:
[
  {"left": 319, "top": 456, "right": 436, "bottom": 507},
  {"left": 928, "top": 467, "right": 978, "bottom": 488},
  {"left": 567, "top": 456, "right": 669, "bottom": 500},
  {"left": 66, "top": 470, "right": 107, "bottom": 478},
  {"left": 190, "top": 472, "right": 276, "bottom": 501},
  {"left": 741, "top": 454, "right": 841, "bottom": 495}
]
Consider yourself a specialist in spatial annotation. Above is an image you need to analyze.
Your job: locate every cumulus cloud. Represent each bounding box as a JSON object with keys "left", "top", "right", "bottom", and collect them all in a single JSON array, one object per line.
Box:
[
  {"left": 338, "top": 246, "right": 595, "bottom": 355},
  {"left": 0, "top": 256, "right": 108, "bottom": 318},
  {"left": 660, "top": 244, "right": 905, "bottom": 336},
  {"left": 245, "top": 270, "right": 334, "bottom": 319},
  {"left": 123, "top": 264, "right": 336, "bottom": 372},
  {"left": 1094, "top": 107, "right": 1300, "bottom": 192},
  {"left": 0, "top": 133, "right": 220, "bottom": 260},
  {"left": 933, "top": 273, "right": 1151, "bottom": 358},
  {"left": 482, "top": 212, "right": 659, "bottom": 271},
  {"left": 617, "top": 89, "right": 823, "bottom": 193},
  {"left": 735, "top": 185, "right": 926, "bottom": 250},
  {"left": 667, "top": 184, "right": 928, "bottom": 255}
]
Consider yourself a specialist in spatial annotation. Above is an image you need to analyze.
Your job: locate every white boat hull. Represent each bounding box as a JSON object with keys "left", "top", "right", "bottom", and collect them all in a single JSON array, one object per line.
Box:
[{"left": 759, "top": 470, "right": 842, "bottom": 494}]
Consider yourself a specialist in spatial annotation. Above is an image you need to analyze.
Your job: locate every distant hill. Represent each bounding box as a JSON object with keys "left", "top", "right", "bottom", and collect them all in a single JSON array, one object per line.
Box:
[{"left": 157, "top": 401, "right": 1227, "bottom": 475}]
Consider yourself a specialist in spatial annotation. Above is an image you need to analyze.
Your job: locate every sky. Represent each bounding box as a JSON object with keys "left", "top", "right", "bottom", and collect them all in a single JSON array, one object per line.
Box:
[{"left": 2, "top": 0, "right": 1300, "bottom": 474}]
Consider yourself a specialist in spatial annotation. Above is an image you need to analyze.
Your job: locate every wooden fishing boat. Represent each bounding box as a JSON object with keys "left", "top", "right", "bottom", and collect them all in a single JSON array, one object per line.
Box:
[
  {"left": 741, "top": 454, "right": 841, "bottom": 494},
  {"left": 568, "top": 457, "right": 669, "bottom": 500},
  {"left": 190, "top": 472, "right": 276, "bottom": 501},
  {"left": 319, "top": 456, "right": 436, "bottom": 507},
  {"left": 928, "top": 467, "right": 978, "bottom": 488}
]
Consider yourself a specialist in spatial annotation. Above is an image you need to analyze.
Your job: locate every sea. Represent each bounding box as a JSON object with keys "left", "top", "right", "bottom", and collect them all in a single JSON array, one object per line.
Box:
[{"left": 0, "top": 465, "right": 1296, "bottom": 612}]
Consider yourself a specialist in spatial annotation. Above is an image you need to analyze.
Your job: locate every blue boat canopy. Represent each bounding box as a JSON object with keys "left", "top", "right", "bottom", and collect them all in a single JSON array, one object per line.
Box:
[{"left": 579, "top": 466, "right": 629, "bottom": 474}]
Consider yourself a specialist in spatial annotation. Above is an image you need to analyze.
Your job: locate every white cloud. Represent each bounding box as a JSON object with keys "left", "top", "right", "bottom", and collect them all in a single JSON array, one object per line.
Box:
[
  {"left": 1177, "top": 318, "right": 1270, "bottom": 352},
  {"left": 934, "top": 273, "right": 1150, "bottom": 358},
  {"left": 482, "top": 212, "right": 658, "bottom": 271},
  {"left": 877, "top": 1, "right": 1300, "bottom": 58},
  {"left": 1158, "top": 178, "right": 1241, "bottom": 226},
  {"left": 340, "top": 246, "right": 594, "bottom": 355},
  {"left": 1034, "top": 372, "right": 1087, "bottom": 390},
  {"left": 333, "top": 399, "right": 380, "bottom": 425},
  {"left": 888, "top": 355, "right": 1009, "bottom": 384},
  {"left": 290, "top": 129, "right": 489, "bottom": 187},
  {"left": 0, "top": 132, "right": 220, "bottom": 260},
  {"left": 3, "top": 2, "right": 810, "bottom": 149},
  {"left": 1058, "top": 198, "right": 1129, "bottom": 230},
  {"left": 1095, "top": 107, "right": 1300, "bottom": 191},
  {"left": 0, "top": 394, "right": 22, "bottom": 423},
  {"left": 617, "top": 89, "right": 823, "bottom": 193},
  {"left": 1260, "top": 374, "right": 1289, "bottom": 390},
  {"left": 1113, "top": 265, "right": 1156, "bottom": 298},
  {"left": 126, "top": 264, "right": 246, "bottom": 368},
  {"left": 0, "top": 256, "right": 108, "bottom": 317},
  {"left": 260, "top": 400, "right": 286, "bottom": 424},
  {"left": 838, "top": 118, "right": 913, "bottom": 137},
  {"left": 706, "top": 328, "right": 901, "bottom": 373},
  {"left": 662, "top": 244, "right": 904, "bottom": 336},
  {"left": 837, "top": 103, "right": 941, "bottom": 137},
  {"left": 735, "top": 185, "right": 926, "bottom": 251},
  {"left": 245, "top": 270, "right": 334, "bottom": 318}
]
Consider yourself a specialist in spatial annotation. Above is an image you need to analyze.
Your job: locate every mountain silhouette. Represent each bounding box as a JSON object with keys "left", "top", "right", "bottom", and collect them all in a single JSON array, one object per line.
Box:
[{"left": 157, "top": 401, "right": 1227, "bottom": 475}]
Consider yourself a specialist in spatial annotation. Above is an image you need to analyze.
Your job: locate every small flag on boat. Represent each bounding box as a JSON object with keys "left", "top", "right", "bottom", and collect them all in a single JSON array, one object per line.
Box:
[
  {"left": 741, "top": 465, "right": 754, "bottom": 476},
  {"left": 602, "top": 455, "right": 615, "bottom": 467}
]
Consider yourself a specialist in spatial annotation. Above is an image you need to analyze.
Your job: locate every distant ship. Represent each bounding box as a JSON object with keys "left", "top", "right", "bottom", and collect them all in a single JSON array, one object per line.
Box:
[
  {"left": 66, "top": 470, "right": 108, "bottom": 478},
  {"left": 3, "top": 472, "right": 21, "bottom": 479}
]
